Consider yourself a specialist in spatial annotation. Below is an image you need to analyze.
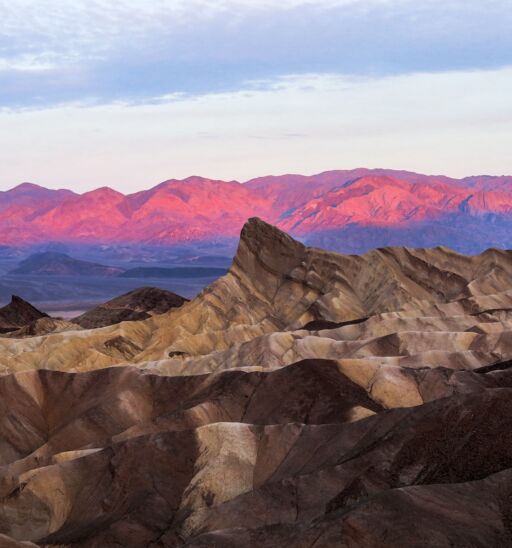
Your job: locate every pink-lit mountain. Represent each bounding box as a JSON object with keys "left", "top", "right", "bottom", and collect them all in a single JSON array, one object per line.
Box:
[{"left": 1, "top": 170, "right": 512, "bottom": 253}]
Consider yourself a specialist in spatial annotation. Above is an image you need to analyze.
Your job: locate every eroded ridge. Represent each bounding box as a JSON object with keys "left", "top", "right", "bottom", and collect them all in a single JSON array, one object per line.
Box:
[{"left": 0, "top": 218, "right": 512, "bottom": 546}]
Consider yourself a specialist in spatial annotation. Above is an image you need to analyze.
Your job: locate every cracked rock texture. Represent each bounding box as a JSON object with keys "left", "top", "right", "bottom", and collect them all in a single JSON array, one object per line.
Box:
[{"left": 1, "top": 218, "right": 512, "bottom": 546}]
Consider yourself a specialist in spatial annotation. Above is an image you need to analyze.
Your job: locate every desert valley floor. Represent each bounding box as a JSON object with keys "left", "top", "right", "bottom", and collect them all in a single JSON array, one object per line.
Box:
[{"left": 0, "top": 218, "right": 512, "bottom": 546}]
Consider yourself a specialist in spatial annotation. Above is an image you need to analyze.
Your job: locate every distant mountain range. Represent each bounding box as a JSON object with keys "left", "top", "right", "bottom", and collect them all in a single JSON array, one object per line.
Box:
[
  {"left": 9, "top": 252, "right": 124, "bottom": 277},
  {"left": 1, "top": 169, "right": 512, "bottom": 253},
  {"left": 119, "top": 266, "right": 228, "bottom": 279},
  {"left": 8, "top": 251, "right": 228, "bottom": 280}
]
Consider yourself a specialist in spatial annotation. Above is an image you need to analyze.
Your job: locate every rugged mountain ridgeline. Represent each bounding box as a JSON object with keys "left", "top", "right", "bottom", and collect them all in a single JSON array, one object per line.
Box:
[
  {"left": 7, "top": 251, "right": 227, "bottom": 280},
  {"left": 1, "top": 218, "right": 512, "bottom": 545},
  {"left": 9, "top": 252, "right": 124, "bottom": 277},
  {"left": 1, "top": 169, "right": 512, "bottom": 252}
]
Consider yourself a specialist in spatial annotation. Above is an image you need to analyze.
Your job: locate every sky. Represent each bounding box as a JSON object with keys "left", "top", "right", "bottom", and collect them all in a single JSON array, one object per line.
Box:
[{"left": 0, "top": 0, "right": 511, "bottom": 192}]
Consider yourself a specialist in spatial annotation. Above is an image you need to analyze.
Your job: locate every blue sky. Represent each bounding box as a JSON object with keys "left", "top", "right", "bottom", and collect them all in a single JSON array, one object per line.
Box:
[{"left": 0, "top": 0, "right": 511, "bottom": 191}]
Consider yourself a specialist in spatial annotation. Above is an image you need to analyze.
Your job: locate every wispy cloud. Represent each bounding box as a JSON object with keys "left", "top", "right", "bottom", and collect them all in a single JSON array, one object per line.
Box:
[
  {"left": 1, "top": 66, "right": 511, "bottom": 190},
  {"left": 0, "top": 53, "right": 58, "bottom": 72},
  {"left": 0, "top": 0, "right": 511, "bottom": 107}
]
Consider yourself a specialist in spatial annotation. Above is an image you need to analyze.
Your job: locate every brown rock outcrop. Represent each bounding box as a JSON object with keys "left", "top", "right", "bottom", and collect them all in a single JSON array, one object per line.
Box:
[
  {"left": 0, "top": 296, "right": 48, "bottom": 334},
  {"left": 72, "top": 287, "right": 188, "bottom": 329}
]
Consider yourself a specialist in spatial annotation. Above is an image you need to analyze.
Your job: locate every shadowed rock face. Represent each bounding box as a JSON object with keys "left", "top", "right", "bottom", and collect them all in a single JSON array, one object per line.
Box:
[
  {"left": 72, "top": 286, "right": 188, "bottom": 328},
  {"left": 1, "top": 218, "right": 512, "bottom": 545},
  {"left": 0, "top": 363, "right": 512, "bottom": 546},
  {"left": 0, "top": 296, "right": 47, "bottom": 334}
]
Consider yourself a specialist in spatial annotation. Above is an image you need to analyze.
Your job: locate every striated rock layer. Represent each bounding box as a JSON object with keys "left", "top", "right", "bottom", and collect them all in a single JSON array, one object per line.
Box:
[{"left": 0, "top": 218, "right": 512, "bottom": 546}]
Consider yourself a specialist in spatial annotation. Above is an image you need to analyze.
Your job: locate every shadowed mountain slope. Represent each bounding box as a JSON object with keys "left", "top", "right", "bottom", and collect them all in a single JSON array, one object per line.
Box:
[
  {"left": 0, "top": 296, "right": 48, "bottom": 334},
  {"left": 9, "top": 252, "right": 124, "bottom": 277},
  {"left": 72, "top": 287, "right": 188, "bottom": 328},
  {"left": 0, "top": 363, "right": 512, "bottom": 545}
]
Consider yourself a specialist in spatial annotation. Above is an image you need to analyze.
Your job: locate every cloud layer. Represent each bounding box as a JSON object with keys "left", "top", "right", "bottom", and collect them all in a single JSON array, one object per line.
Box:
[
  {"left": 1, "top": 0, "right": 511, "bottom": 107},
  {"left": 1, "top": 67, "right": 511, "bottom": 191},
  {"left": 1, "top": 1, "right": 510, "bottom": 190}
]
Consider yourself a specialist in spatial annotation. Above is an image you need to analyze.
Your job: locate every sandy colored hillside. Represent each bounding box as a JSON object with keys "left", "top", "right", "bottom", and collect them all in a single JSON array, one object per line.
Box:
[
  {"left": 1, "top": 217, "right": 512, "bottom": 375},
  {"left": 1, "top": 218, "right": 512, "bottom": 546}
]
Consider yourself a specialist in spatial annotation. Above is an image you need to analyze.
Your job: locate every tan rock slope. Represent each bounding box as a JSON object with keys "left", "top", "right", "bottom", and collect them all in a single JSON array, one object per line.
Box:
[
  {"left": 1, "top": 218, "right": 512, "bottom": 375},
  {"left": 0, "top": 218, "right": 512, "bottom": 546}
]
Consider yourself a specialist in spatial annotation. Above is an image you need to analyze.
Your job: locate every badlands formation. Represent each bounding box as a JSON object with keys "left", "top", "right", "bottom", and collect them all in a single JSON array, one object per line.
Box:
[
  {"left": 72, "top": 287, "right": 189, "bottom": 329},
  {"left": 0, "top": 218, "right": 512, "bottom": 546}
]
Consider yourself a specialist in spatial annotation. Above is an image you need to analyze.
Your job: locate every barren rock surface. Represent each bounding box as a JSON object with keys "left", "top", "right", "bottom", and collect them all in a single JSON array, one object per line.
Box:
[
  {"left": 72, "top": 287, "right": 188, "bottom": 328},
  {"left": 1, "top": 218, "right": 512, "bottom": 546},
  {"left": 0, "top": 296, "right": 48, "bottom": 334}
]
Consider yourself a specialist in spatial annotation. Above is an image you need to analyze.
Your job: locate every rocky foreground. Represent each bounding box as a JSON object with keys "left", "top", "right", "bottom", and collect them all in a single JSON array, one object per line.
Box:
[{"left": 1, "top": 218, "right": 512, "bottom": 546}]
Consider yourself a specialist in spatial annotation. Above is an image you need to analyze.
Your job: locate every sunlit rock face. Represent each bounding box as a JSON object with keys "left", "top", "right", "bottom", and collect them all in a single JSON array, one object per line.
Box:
[
  {"left": 1, "top": 170, "right": 512, "bottom": 252},
  {"left": 1, "top": 218, "right": 512, "bottom": 546}
]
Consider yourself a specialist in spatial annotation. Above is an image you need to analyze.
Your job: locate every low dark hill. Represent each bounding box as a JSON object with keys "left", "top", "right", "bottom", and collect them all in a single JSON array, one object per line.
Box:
[
  {"left": 9, "top": 252, "right": 124, "bottom": 277},
  {"left": 72, "top": 287, "right": 188, "bottom": 329},
  {"left": 119, "top": 266, "right": 227, "bottom": 279},
  {"left": 0, "top": 295, "right": 48, "bottom": 333}
]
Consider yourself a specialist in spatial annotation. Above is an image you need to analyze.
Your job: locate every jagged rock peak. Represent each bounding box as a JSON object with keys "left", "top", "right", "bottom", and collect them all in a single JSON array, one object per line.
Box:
[
  {"left": 7, "top": 295, "right": 47, "bottom": 317},
  {"left": 240, "top": 217, "right": 304, "bottom": 249},
  {"left": 234, "top": 217, "right": 306, "bottom": 276},
  {"left": 0, "top": 295, "right": 48, "bottom": 334}
]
